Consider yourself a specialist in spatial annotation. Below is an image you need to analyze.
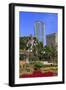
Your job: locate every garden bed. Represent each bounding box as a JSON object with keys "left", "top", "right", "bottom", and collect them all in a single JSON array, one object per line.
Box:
[{"left": 20, "top": 70, "right": 57, "bottom": 78}]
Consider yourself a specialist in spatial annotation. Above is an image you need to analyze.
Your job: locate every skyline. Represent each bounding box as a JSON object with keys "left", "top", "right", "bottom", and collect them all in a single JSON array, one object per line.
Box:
[{"left": 19, "top": 11, "right": 58, "bottom": 45}]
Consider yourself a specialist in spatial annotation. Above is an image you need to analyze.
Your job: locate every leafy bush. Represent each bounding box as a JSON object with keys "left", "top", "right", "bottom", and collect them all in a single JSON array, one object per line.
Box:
[
  {"left": 20, "top": 54, "right": 27, "bottom": 60},
  {"left": 34, "top": 62, "right": 44, "bottom": 69}
]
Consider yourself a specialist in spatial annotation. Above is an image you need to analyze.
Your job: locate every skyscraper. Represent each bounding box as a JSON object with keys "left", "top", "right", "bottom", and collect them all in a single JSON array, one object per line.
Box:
[
  {"left": 34, "top": 21, "right": 45, "bottom": 46},
  {"left": 46, "top": 33, "right": 58, "bottom": 48}
]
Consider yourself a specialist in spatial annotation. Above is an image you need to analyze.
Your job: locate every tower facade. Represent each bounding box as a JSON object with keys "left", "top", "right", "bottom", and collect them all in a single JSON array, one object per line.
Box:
[
  {"left": 34, "top": 21, "right": 44, "bottom": 46},
  {"left": 46, "top": 33, "right": 58, "bottom": 48}
]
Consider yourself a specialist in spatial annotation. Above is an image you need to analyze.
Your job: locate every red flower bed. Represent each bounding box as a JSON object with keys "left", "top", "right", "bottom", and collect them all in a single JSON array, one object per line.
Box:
[{"left": 20, "top": 71, "right": 57, "bottom": 78}]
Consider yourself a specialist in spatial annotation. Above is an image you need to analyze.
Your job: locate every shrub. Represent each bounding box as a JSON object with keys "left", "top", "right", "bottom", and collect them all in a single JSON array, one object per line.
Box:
[{"left": 34, "top": 62, "right": 44, "bottom": 70}]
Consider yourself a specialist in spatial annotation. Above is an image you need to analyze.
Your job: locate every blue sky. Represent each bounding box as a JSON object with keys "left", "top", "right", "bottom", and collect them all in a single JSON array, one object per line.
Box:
[{"left": 19, "top": 11, "right": 58, "bottom": 45}]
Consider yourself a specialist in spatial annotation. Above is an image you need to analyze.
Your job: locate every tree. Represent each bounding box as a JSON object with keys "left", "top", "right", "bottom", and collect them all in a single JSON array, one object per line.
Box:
[
  {"left": 43, "top": 45, "right": 51, "bottom": 62},
  {"left": 44, "top": 45, "right": 58, "bottom": 63},
  {"left": 20, "top": 37, "right": 29, "bottom": 50},
  {"left": 50, "top": 45, "right": 58, "bottom": 63}
]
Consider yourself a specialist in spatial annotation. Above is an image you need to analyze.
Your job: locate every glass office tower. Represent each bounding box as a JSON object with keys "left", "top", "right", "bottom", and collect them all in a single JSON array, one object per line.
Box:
[{"left": 34, "top": 21, "right": 45, "bottom": 46}]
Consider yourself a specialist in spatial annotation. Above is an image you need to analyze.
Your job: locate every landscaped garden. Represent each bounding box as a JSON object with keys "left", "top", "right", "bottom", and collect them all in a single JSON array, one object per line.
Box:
[
  {"left": 19, "top": 61, "right": 58, "bottom": 78},
  {"left": 19, "top": 36, "right": 58, "bottom": 78}
]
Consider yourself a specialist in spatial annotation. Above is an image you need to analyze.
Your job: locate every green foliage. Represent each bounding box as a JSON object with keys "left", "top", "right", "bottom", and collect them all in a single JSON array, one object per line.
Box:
[
  {"left": 20, "top": 37, "right": 29, "bottom": 49},
  {"left": 20, "top": 54, "right": 27, "bottom": 60},
  {"left": 50, "top": 46, "right": 58, "bottom": 63},
  {"left": 29, "top": 54, "right": 39, "bottom": 64},
  {"left": 34, "top": 62, "right": 44, "bottom": 68},
  {"left": 26, "top": 69, "right": 31, "bottom": 72},
  {"left": 44, "top": 45, "right": 57, "bottom": 63},
  {"left": 20, "top": 36, "right": 57, "bottom": 63}
]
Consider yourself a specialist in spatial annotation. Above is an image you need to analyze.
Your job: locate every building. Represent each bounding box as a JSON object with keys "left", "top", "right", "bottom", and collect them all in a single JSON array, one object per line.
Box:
[
  {"left": 34, "top": 21, "right": 45, "bottom": 46},
  {"left": 46, "top": 33, "right": 58, "bottom": 47}
]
